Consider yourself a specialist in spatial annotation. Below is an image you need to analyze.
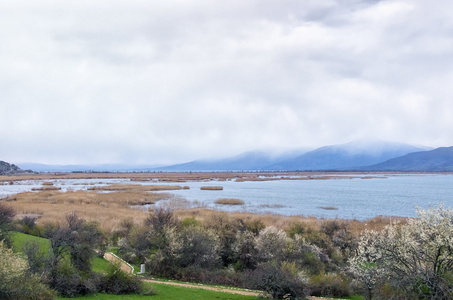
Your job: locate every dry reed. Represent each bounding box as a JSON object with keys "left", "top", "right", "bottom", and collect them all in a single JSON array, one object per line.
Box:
[
  {"left": 214, "top": 198, "right": 245, "bottom": 205},
  {"left": 200, "top": 186, "right": 223, "bottom": 190},
  {"left": 88, "top": 184, "right": 189, "bottom": 191}
]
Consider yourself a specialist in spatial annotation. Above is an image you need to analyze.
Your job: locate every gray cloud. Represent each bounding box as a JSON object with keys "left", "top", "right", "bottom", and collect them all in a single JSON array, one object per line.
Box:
[{"left": 1, "top": 0, "right": 452, "bottom": 164}]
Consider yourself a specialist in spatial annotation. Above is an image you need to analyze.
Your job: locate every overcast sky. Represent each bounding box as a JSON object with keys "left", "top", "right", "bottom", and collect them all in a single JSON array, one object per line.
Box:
[{"left": 1, "top": 0, "right": 453, "bottom": 165}]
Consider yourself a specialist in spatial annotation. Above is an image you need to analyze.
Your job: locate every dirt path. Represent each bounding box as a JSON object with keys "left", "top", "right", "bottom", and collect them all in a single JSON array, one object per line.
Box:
[
  {"left": 103, "top": 252, "right": 135, "bottom": 274},
  {"left": 103, "top": 252, "right": 261, "bottom": 297}
]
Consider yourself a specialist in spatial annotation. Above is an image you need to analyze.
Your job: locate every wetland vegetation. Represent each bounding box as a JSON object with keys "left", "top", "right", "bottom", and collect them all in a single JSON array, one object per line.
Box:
[{"left": 1, "top": 172, "right": 452, "bottom": 299}]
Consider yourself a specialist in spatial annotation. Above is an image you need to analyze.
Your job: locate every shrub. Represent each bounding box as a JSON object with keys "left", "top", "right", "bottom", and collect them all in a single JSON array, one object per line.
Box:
[
  {"left": 288, "top": 222, "right": 311, "bottom": 238},
  {"left": 234, "top": 230, "right": 258, "bottom": 270},
  {"left": 176, "top": 226, "right": 221, "bottom": 269},
  {"left": 48, "top": 260, "right": 98, "bottom": 297},
  {"left": 0, "top": 241, "right": 57, "bottom": 300},
  {"left": 0, "top": 203, "right": 15, "bottom": 245},
  {"left": 23, "top": 240, "right": 50, "bottom": 275},
  {"left": 204, "top": 213, "right": 245, "bottom": 266},
  {"left": 180, "top": 217, "right": 201, "bottom": 228},
  {"left": 255, "top": 226, "right": 289, "bottom": 262},
  {"left": 243, "top": 218, "right": 265, "bottom": 235},
  {"left": 100, "top": 262, "right": 145, "bottom": 295},
  {"left": 308, "top": 273, "right": 351, "bottom": 297},
  {"left": 247, "top": 261, "right": 308, "bottom": 299}
]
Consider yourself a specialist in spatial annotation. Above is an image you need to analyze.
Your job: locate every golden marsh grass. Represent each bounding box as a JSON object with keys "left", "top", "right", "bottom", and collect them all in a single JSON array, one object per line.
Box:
[
  {"left": 200, "top": 186, "right": 223, "bottom": 190},
  {"left": 3, "top": 190, "right": 173, "bottom": 231},
  {"left": 214, "top": 198, "right": 245, "bottom": 205},
  {"left": 88, "top": 184, "right": 189, "bottom": 191}
]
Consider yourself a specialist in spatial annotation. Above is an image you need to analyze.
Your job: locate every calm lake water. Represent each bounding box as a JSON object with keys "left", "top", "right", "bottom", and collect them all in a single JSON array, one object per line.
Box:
[{"left": 1, "top": 174, "right": 452, "bottom": 220}]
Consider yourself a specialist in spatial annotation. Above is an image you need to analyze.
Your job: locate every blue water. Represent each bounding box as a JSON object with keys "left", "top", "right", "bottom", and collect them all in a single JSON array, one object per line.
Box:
[
  {"left": 165, "top": 174, "right": 453, "bottom": 220},
  {"left": 1, "top": 174, "right": 452, "bottom": 220}
]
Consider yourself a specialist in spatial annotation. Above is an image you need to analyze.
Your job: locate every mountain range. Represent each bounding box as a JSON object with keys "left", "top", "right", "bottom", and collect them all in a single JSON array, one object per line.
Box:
[
  {"left": 10, "top": 140, "right": 453, "bottom": 172},
  {"left": 364, "top": 146, "right": 453, "bottom": 171}
]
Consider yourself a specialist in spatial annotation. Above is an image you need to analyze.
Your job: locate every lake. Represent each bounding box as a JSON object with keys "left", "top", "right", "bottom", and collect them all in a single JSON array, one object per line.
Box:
[{"left": 1, "top": 174, "right": 452, "bottom": 220}]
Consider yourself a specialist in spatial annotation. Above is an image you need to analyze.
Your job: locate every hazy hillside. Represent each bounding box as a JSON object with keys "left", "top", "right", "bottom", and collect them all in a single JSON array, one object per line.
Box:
[
  {"left": 268, "top": 140, "right": 426, "bottom": 171},
  {"left": 17, "top": 140, "right": 449, "bottom": 172},
  {"left": 364, "top": 146, "right": 453, "bottom": 171},
  {"left": 154, "top": 150, "right": 307, "bottom": 171},
  {"left": 0, "top": 160, "right": 27, "bottom": 175},
  {"left": 17, "top": 163, "right": 163, "bottom": 173}
]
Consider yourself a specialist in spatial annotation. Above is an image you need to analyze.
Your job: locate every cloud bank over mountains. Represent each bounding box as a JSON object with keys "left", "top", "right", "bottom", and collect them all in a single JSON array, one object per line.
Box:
[{"left": 1, "top": 1, "right": 453, "bottom": 165}]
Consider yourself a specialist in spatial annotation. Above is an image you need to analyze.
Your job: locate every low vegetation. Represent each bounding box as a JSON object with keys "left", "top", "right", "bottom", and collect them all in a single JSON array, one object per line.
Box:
[
  {"left": 88, "top": 184, "right": 189, "bottom": 191},
  {"left": 215, "top": 198, "right": 245, "bottom": 205},
  {"left": 201, "top": 186, "right": 224, "bottom": 190}
]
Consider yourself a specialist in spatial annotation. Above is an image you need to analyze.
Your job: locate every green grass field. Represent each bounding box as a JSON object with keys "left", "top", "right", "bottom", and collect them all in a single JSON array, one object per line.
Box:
[
  {"left": 11, "top": 231, "right": 51, "bottom": 254},
  {"left": 57, "top": 282, "right": 260, "bottom": 300}
]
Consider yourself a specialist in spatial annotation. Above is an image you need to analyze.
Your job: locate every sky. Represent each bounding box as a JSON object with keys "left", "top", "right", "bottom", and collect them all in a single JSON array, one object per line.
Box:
[{"left": 1, "top": 0, "right": 453, "bottom": 165}]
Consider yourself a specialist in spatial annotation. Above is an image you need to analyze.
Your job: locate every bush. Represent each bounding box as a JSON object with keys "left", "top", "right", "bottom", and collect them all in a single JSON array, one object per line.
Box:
[
  {"left": 177, "top": 226, "right": 221, "bottom": 269},
  {"left": 255, "top": 226, "right": 289, "bottom": 262},
  {"left": 247, "top": 261, "right": 308, "bottom": 299},
  {"left": 0, "top": 203, "right": 15, "bottom": 245},
  {"left": 234, "top": 230, "right": 258, "bottom": 271},
  {"left": 48, "top": 260, "right": 99, "bottom": 297},
  {"left": 243, "top": 219, "right": 265, "bottom": 235},
  {"left": 100, "top": 262, "right": 145, "bottom": 295},
  {"left": 0, "top": 241, "right": 57, "bottom": 300},
  {"left": 308, "top": 273, "right": 351, "bottom": 297}
]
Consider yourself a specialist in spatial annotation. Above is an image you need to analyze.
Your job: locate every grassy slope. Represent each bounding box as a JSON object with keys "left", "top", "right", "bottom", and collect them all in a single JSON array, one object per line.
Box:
[
  {"left": 59, "top": 282, "right": 259, "bottom": 300},
  {"left": 11, "top": 233, "right": 259, "bottom": 300},
  {"left": 11, "top": 231, "right": 51, "bottom": 254}
]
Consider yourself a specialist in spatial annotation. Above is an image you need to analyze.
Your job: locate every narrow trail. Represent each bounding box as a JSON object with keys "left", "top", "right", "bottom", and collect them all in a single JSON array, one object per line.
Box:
[
  {"left": 103, "top": 252, "right": 261, "bottom": 297},
  {"left": 103, "top": 252, "right": 334, "bottom": 299}
]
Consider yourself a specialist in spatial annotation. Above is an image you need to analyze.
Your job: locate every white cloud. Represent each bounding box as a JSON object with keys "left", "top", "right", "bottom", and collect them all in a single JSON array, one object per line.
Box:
[{"left": 1, "top": 0, "right": 453, "bottom": 164}]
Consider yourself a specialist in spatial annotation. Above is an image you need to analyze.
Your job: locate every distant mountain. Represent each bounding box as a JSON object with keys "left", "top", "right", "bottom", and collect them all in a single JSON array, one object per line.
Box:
[
  {"left": 363, "top": 146, "right": 453, "bottom": 171},
  {"left": 17, "top": 140, "right": 444, "bottom": 173},
  {"left": 17, "top": 163, "right": 163, "bottom": 173},
  {"left": 268, "top": 140, "right": 427, "bottom": 171},
  {"left": 0, "top": 160, "right": 29, "bottom": 175},
  {"left": 154, "top": 150, "right": 307, "bottom": 171}
]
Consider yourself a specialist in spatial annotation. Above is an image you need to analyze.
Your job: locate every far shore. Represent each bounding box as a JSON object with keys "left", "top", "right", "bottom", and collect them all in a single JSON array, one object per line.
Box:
[{"left": 1, "top": 170, "right": 451, "bottom": 183}]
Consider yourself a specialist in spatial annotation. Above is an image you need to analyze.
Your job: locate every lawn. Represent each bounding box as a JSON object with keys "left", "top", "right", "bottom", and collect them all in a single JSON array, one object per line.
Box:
[
  {"left": 57, "top": 282, "right": 260, "bottom": 300},
  {"left": 11, "top": 231, "right": 51, "bottom": 254}
]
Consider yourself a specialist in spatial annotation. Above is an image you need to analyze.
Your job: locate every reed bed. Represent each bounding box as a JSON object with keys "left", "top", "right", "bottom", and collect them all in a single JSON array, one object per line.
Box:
[
  {"left": 318, "top": 206, "right": 339, "bottom": 210},
  {"left": 214, "top": 198, "right": 245, "bottom": 205},
  {"left": 200, "top": 186, "right": 223, "bottom": 190},
  {"left": 88, "top": 184, "right": 189, "bottom": 191},
  {"left": 2, "top": 187, "right": 401, "bottom": 234},
  {"left": 2, "top": 190, "right": 172, "bottom": 231},
  {"left": 0, "top": 172, "right": 408, "bottom": 234},
  {"left": 31, "top": 186, "right": 61, "bottom": 191}
]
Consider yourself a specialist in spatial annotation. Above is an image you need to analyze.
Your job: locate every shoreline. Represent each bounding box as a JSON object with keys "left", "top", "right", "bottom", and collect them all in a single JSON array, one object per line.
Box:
[{"left": 2, "top": 170, "right": 452, "bottom": 182}]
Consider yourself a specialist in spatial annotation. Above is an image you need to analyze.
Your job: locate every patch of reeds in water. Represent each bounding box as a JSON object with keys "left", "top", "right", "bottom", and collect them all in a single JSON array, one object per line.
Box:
[
  {"left": 200, "top": 186, "right": 223, "bottom": 190},
  {"left": 318, "top": 206, "right": 339, "bottom": 210},
  {"left": 88, "top": 184, "right": 189, "bottom": 191},
  {"left": 215, "top": 198, "right": 244, "bottom": 205}
]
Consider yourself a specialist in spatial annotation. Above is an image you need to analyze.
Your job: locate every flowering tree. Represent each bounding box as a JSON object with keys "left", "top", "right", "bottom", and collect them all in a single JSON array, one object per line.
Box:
[
  {"left": 255, "top": 226, "right": 289, "bottom": 262},
  {"left": 350, "top": 204, "right": 453, "bottom": 299},
  {"left": 0, "top": 241, "right": 56, "bottom": 299}
]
